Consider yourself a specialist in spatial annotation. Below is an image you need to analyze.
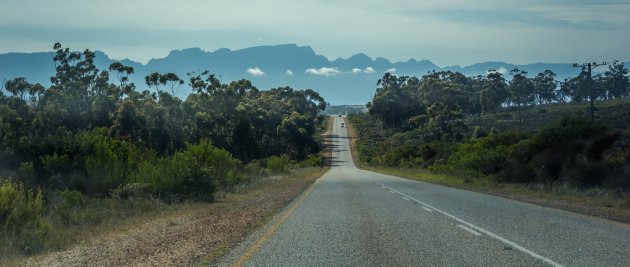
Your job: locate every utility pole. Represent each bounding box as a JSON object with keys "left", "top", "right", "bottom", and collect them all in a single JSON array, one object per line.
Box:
[{"left": 573, "top": 62, "right": 608, "bottom": 123}]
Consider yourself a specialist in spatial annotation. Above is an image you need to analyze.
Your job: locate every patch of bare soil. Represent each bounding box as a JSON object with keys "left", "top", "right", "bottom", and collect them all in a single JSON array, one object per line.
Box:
[{"left": 22, "top": 169, "right": 327, "bottom": 267}]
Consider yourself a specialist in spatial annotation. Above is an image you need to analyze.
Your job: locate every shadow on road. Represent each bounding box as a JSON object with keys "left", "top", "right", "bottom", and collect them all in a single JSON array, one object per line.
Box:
[{"left": 321, "top": 133, "right": 347, "bottom": 167}]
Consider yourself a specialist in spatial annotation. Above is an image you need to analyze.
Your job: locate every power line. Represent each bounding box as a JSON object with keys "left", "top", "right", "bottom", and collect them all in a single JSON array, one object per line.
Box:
[
  {"left": 572, "top": 62, "right": 609, "bottom": 123},
  {"left": 582, "top": 47, "right": 627, "bottom": 63}
]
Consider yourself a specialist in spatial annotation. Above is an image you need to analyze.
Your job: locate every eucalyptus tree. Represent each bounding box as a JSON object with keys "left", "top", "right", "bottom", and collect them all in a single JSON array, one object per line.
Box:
[
  {"left": 507, "top": 69, "right": 535, "bottom": 122},
  {"left": 369, "top": 73, "right": 423, "bottom": 129},
  {"left": 532, "top": 70, "right": 558, "bottom": 104},
  {"left": 109, "top": 62, "right": 135, "bottom": 98},
  {"left": 604, "top": 62, "right": 629, "bottom": 99},
  {"left": 482, "top": 70, "right": 509, "bottom": 112}
]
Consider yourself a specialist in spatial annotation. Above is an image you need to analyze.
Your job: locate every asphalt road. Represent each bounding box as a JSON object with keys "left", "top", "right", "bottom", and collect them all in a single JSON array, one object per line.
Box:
[{"left": 219, "top": 116, "right": 630, "bottom": 266}]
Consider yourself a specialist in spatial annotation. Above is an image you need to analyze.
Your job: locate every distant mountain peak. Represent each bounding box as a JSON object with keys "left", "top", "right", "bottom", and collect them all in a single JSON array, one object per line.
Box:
[
  {"left": 348, "top": 53, "right": 372, "bottom": 61},
  {"left": 213, "top": 47, "right": 231, "bottom": 53}
]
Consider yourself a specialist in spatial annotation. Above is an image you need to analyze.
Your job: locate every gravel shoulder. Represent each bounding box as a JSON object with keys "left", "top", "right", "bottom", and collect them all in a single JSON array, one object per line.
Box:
[{"left": 21, "top": 168, "right": 327, "bottom": 267}]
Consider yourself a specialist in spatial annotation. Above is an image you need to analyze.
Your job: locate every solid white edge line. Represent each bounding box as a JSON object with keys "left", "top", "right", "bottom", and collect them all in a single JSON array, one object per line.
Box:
[
  {"left": 457, "top": 224, "right": 482, "bottom": 236},
  {"left": 375, "top": 182, "right": 564, "bottom": 267}
]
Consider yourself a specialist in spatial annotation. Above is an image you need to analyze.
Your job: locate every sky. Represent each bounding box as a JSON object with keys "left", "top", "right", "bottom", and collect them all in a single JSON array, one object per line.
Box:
[{"left": 1, "top": 0, "right": 629, "bottom": 66}]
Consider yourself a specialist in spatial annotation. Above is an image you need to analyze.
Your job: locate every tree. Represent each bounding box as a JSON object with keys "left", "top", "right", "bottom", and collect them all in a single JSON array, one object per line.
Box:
[
  {"left": 559, "top": 71, "right": 589, "bottom": 103},
  {"left": 160, "top": 73, "right": 184, "bottom": 96},
  {"left": 145, "top": 72, "right": 184, "bottom": 96},
  {"left": 604, "top": 62, "right": 629, "bottom": 99},
  {"left": 145, "top": 72, "right": 161, "bottom": 92},
  {"left": 482, "top": 70, "right": 509, "bottom": 113},
  {"left": 4, "top": 77, "right": 30, "bottom": 100},
  {"left": 508, "top": 69, "right": 535, "bottom": 122},
  {"left": 369, "top": 73, "right": 423, "bottom": 129},
  {"left": 109, "top": 62, "right": 135, "bottom": 98},
  {"left": 47, "top": 43, "right": 113, "bottom": 132},
  {"left": 532, "top": 70, "right": 558, "bottom": 104},
  {"left": 424, "top": 102, "right": 466, "bottom": 141}
]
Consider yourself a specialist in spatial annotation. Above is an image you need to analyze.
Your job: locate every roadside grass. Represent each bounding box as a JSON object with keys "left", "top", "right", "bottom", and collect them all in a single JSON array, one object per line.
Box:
[
  {"left": 345, "top": 116, "right": 630, "bottom": 224},
  {"left": 1, "top": 192, "right": 175, "bottom": 265}
]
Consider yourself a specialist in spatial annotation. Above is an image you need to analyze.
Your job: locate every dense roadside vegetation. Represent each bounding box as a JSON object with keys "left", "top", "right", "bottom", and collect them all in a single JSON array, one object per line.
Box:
[
  {"left": 350, "top": 65, "right": 630, "bottom": 209},
  {"left": 0, "top": 43, "right": 327, "bottom": 257}
]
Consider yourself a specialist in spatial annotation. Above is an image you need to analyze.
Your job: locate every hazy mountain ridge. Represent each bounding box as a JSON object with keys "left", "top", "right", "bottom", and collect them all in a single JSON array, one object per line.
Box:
[{"left": 0, "top": 44, "right": 594, "bottom": 104}]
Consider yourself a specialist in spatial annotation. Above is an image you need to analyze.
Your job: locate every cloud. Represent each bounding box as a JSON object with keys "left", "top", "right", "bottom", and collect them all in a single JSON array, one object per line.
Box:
[
  {"left": 286, "top": 69, "right": 293, "bottom": 76},
  {"left": 487, "top": 67, "right": 507, "bottom": 75},
  {"left": 246, "top": 67, "right": 265, "bottom": 76},
  {"left": 351, "top": 67, "right": 377, "bottom": 74},
  {"left": 385, "top": 68, "right": 397, "bottom": 74},
  {"left": 305, "top": 67, "right": 340, "bottom": 76}
]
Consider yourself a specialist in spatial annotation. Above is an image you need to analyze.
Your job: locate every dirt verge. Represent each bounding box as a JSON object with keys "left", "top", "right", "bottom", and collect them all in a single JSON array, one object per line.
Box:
[{"left": 22, "top": 168, "right": 328, "bottom": 267}]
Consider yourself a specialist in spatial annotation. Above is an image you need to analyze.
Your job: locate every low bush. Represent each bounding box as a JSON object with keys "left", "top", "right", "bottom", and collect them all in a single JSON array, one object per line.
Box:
[
  {"left": 80, "top": 128, "right": 142, "bottom": 195},
  {"left": 0, "top": 179, "right": 51, "bottom": 254},
  {"left": 299, "top": 154, "right": 324, "bottom": 168},
  {"left": 130, "top": 139, "right": 237, "bottom": 201},
  {"left": 267, "top": 154, "right": 292, "bottom": 172},
  {"left": 448, "top": 131, "right": 528, "bottom": 176}
]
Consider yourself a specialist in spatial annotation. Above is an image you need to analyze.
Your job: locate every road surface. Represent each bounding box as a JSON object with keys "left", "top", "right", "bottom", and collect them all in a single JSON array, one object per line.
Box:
[{"left": 219, "top": 116, "right": 630, "bottom": 266}]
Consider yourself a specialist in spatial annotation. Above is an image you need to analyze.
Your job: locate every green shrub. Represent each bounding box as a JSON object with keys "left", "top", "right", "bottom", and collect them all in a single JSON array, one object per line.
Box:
[
  {"left": 60, "top": 189, "right": 86, "bottom": 208},
  {"left": 448, "top": 132, "right": 529, "bottom": 176},
  {"left": 267, "top": 154, "right": 292, "bottom": 172},
  {"left": 299, "top": 154, "right": 323, "bottom": 168},
  {"left": 80, "top": 129, "right": 142, "bottom": 195},
  {"left": 471, "top": 126, "right": 489, "bottom": 139},
  {"left": 17, "top": 161, "right": 35, "bottom": 184},
  {"left": 0, "top": 179, "right": 51, "bottom": 254},
  {"left": 41, "top": 152, "right": 70, "bottom": 177},
  {"left": 130, "top": 139, "right": 236, "bottom": 200}
]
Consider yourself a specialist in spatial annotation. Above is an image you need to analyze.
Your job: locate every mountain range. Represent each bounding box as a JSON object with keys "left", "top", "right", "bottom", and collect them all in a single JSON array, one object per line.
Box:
[{"left": 0, "top": 44, "right": 597, "bottom": 105}]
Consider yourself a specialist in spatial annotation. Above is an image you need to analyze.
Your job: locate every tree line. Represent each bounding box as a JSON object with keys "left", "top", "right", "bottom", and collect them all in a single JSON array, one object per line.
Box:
[
  {"left": 368, "top": 64, "right": 629, "bottom": 132},
  {"left": 1, "top": 43, "right": 329, "bottom": 254},
  {"left": 0, "top": 43, "right": 326, "bottom": 196},
  {"left": 352, "top": 62, "right": 630, "bottom": 190}
]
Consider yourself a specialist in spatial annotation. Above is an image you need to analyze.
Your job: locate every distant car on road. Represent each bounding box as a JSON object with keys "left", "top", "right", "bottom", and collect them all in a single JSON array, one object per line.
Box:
[
  {"left": 338, "top": 114, "right": 342, "bottom": 117},
  {"left": 341, "top": 122, "right": 345, "bottom": 128}
]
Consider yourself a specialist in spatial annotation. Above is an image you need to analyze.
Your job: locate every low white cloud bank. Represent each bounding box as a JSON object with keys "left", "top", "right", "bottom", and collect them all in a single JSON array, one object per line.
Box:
[
  {"left": 352, "top": 67, "right": 376, "bottom": 74},
  {"left": 286, "top": 69, "right": 294, "bottom": 76},
  {"left": 246, "top": 67, "right": 265, "bottom": 76},
  {"left": 487, "top": 67, "right": 507, "bottom": 75},
  {"left": 305, "top": 67, "right": 340, "bottom": 76},
  {"left": 385, "top": 68, "right": 396, "bottom": 74}
]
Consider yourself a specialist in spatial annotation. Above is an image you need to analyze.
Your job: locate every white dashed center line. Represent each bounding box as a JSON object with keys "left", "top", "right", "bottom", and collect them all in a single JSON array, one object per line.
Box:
[
  {"left": 422, "top": 207, "right": 432, "bottom": 212},
  {"left": 375, "top": 182, "right": 563, "bottom": 267}
]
